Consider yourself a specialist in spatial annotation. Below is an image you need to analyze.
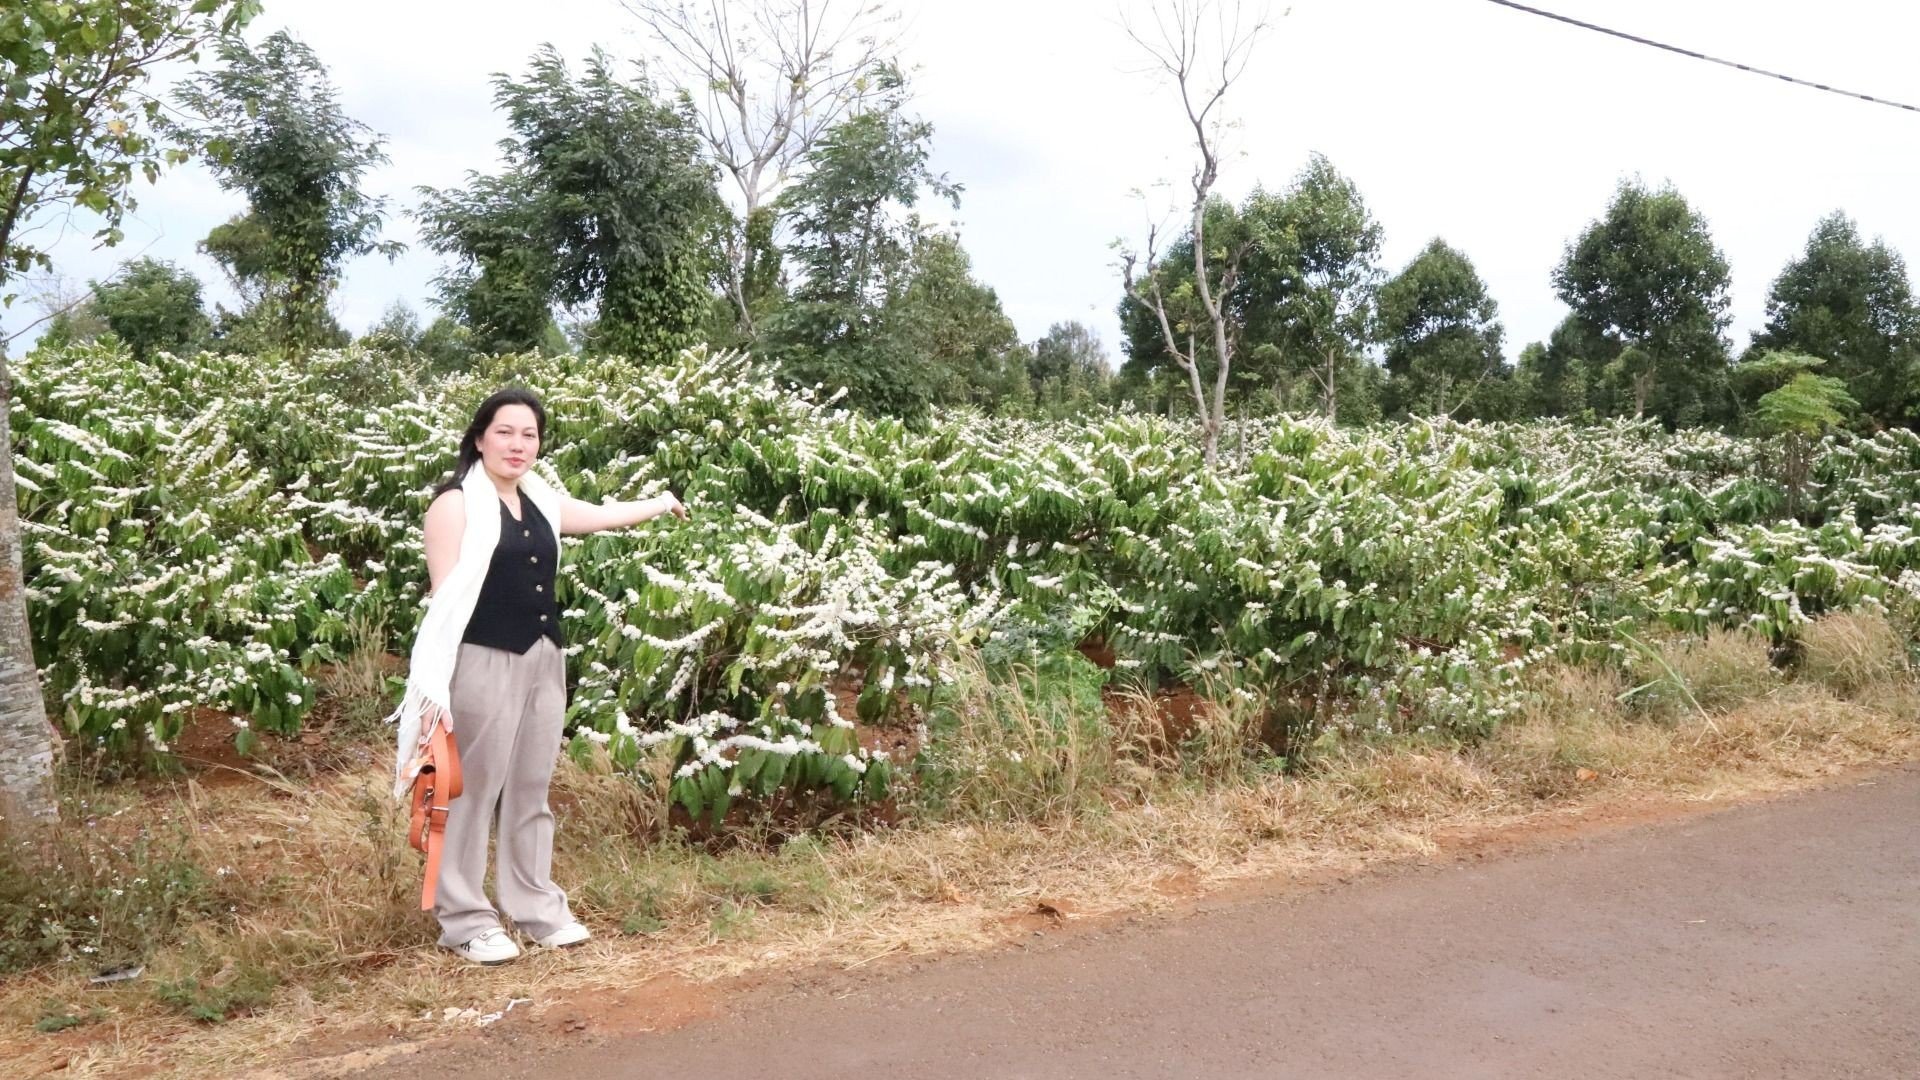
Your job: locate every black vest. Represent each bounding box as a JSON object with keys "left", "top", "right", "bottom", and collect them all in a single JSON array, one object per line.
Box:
[{"left": 461, "top": 496, "right": 564, "bottom": 653}]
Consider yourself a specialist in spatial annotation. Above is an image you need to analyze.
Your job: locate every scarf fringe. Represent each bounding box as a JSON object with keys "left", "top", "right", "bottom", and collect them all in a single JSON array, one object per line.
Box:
[{"left": 387, "top": 682, "right": 451, "bottom": 799}]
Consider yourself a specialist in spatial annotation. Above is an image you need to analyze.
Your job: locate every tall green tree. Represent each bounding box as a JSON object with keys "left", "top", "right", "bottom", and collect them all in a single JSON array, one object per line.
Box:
[
  {"left": 1377, "top": 238, "right": 1505, "bottom": 419},
  {"left": 357, "top": 298, "right": 421, "bottom": 356},
  {"left": 891, "top": 232, "right": 1022, "bottom": 410},
  {"left": 1030, "top": 321, "right": 1106, "bottom": 383},
  {"left": 90, "top": 257, "right": 209, "bottom": 361},
  {"left": 418, "top": 47, "right": 722, "bottom": 361},
  {"left": 417, "top": 170, "right": 555, "bottom": 354},
  {"left": 1737, "top": 351, "right": 1859, "bottom": 517},
  {"left": 171, "top": 31, "right": 400, "bottom": 352},
  {"left": 1748, "top": 212, "right": 1918, "bottom": 428},
  {"left": 767, "top": 67, "right": 960, "bottom": 415},
  {"left": 1552, "top": 179, "right": 1731, "bottom": 426},
  {"left": 0, "top": 0, "right": 258, "bottom": 816},
  {"left": 1263, "top": 156, "right": 1383, "bottom": 421},
  {"left": 1028, "top": 320, "right": 1112, "bottom": 415}
]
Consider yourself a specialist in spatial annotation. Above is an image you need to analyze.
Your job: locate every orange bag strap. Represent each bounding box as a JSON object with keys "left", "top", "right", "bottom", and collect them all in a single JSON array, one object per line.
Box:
[{"left": 409, "top": 720, "right": 463, "bottom": 911}]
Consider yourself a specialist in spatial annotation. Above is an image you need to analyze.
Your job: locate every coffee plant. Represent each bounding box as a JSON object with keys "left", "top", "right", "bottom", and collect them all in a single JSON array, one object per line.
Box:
[{"left": 16, "top": 341, "right": 1920, "bottom": 813}]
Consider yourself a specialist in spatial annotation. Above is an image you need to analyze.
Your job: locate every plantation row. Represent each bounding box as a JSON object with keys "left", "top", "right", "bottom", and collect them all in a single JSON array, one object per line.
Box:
[{"left": 17, "top": 344, "right": 1920, "bottom": 815}]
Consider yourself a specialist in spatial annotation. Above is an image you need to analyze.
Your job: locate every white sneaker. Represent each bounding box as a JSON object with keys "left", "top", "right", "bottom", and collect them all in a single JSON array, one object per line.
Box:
[
  {"left": 532, "top": 921, "right": 591, "bottom": 949},
  {"left": 449, "top": 927, "right": 521, "bottom": 965}
]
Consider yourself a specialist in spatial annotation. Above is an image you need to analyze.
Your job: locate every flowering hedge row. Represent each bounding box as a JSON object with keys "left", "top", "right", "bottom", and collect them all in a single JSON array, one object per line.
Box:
[{"left": 15, "top": 343, "right": 1920, "bottom": 810}]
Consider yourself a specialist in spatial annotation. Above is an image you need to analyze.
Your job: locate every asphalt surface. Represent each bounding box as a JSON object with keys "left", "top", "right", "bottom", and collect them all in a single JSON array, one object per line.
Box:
[{"left": 372, "top": 765, "right": 1920, "bottom": 1080}]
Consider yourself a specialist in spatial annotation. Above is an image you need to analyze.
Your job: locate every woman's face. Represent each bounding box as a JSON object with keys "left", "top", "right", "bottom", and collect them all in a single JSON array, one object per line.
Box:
[{"left": 476, "top": 403, "right": 541, "bottom": 483}]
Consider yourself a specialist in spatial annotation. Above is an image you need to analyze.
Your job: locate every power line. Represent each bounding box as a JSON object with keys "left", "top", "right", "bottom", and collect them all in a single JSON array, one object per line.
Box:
[{"left": 1478, "top": 0, "right": 1920, "bottom": 115}]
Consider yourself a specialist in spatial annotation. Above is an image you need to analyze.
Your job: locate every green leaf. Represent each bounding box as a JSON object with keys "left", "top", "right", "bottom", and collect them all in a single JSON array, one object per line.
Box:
[
  {"left": 856, "top": 679, "right": 887, "bottom": 724},
  {"left": 671, "top": 776, "right": 703, "bottom": 818},
  {"left": 758, "top": 752, "right": 789, "bottom": 796}
]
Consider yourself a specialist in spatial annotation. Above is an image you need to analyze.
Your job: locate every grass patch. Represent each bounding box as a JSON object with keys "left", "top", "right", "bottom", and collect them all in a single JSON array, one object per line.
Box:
[
  {"left": 1658, "top": 628, "right": 1781, "bottom": 714},
  {"left": 33, "top": 1003, "right": 106, "bottom": 1034},
  {"left": 912, "top": 650, "right": 1119, "bottom": 822},
  {"left": 0, "top": 788, "right": 239, "bottom": 975},
  {"left": 153, "top": 965, "right": 280, "bottom": 1025},
  {"left": 1797, "top": 611, "right": 1910, "bottom": 697}
]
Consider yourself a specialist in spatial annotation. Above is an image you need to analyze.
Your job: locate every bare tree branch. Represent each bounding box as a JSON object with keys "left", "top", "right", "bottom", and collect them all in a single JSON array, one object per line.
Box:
[
  {"left": 1, "top": 209, "right": 180, "bottom": 349},
  {"left": 1118, "top": 0, "right": 1269, "bottom": 467},
  {"left": 2, "top": 283, "right": 91, "bottom": 348},
  {"left": 1122, "top": 228, "right": 1209, "bottom": 423},
  {"left": 621, "top": 0, "right": 900, "bottom": 336}
]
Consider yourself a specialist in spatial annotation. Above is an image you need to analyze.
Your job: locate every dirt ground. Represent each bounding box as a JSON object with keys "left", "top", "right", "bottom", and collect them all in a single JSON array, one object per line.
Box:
[{"left": 295, "top": 763, "right": 1920, "bottom": 1079}]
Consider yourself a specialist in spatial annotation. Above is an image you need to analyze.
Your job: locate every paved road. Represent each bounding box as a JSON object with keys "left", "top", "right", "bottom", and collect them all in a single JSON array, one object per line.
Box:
[{"left": 382, "top": 766, "right": 1920, "bottom": 1079}]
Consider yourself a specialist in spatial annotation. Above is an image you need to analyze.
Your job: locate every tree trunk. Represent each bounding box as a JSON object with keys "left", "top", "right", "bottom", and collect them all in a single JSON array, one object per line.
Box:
[
  {"left": 727, "top": 202, "right": 759, "bottom": 339},
  {"left": 0, "top": 356, "right": 54, "bottom": 821}
]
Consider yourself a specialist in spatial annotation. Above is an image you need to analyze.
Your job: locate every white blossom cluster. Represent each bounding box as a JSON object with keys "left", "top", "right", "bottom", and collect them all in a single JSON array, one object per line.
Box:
[
  {"left": 18, "top": 341, "right": 1920, "bottom": 778},
  {"left": 14, "top": 345, "right": 360, "bottom": 749}
]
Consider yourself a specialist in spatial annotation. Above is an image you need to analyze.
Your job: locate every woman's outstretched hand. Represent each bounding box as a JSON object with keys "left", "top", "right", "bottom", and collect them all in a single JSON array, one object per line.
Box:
[{"left": 561, "top": 493, "right": 685, "bottom": 535}]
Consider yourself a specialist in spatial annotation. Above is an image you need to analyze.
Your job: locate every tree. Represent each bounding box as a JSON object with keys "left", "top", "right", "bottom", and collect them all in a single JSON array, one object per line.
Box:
[
  {"left": 11, "top": 272, "right": 109, "bottom": 352},
  {"left": 1748, "top": 212, "right": 1919, "bottom": 428},
  {"left": 1119, "top": 0, "right": 1270, "bottom": 466},
  {"left": 0, "top": 0, "right": 258, "bottom": 817},
  {"left": 416, "top": 315, "right": 478, "bottom": 372},
  {"left": 1552, "top": 179, "right": 1731, "bottom": 426},
  {"left": 1262, "top": 155, "right": 1383, "bottom": 421},
  {"left": 417, "top": 171, "right": 554, "bottom": 354},
  {"left": 623, "top": 0, "right": 898, "bottom": 338},
  {"left": 1114, "top": 197, "right": 1234, "bottom": 413},
  {"left": 418, "top": 47, "right": 722, "bottom": 361},
  {"left": 1116, "top": 158, "right": 1381, "bottom": 424},
  {"left": 1377, "top": 238, "right": 1506, "bottom": 419},
  {"left": 1021, "top": 321, "right": 1110, "bottom": 417},
  {"left": 1031, "top": 321, "right": 1109, "bottom": 384},
  {"left": 171, "top": 31, "right": 401, "bottom": 352},
  {"left": 766, "top": 68, "right": 959, "bottom": 414},
  {"left": 34, "top": 299, "right": 110, "bottom": 351},
  {"left": 357, "top": 298, "right": 423, "bottom": 361},
  {"left": 1516, "top": 315, "right": 1606, "bottom": 419},
  {"left": 90, "top": 257, "right": 208, "bottom": 361},
  {"left": 1738, "top": 351, "right": 1858, "bottom": 517},
  {"left": 889, "top": 232, "right": 1022, "bottom": 410}
]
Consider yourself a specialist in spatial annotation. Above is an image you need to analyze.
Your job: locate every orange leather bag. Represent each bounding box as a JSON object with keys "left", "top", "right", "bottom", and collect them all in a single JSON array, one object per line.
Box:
[{"left": 407, "top": 719, "right": 462, "bottom": 911}]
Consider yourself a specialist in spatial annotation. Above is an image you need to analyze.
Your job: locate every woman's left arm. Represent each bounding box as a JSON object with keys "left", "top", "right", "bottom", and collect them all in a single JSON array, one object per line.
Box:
[{"left": 559, "top": 492, "right": 688, "bottom": 535}]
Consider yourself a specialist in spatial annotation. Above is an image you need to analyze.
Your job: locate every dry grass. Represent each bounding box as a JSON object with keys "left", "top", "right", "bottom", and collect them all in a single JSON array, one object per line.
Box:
[
  {"left": 1798, "top": 611, "right": 1911, "bottom": 697},
  {"left": 3, "top": 613, "right": 1917, "bottom": 1079},
  {"left": 1657, "top": 628, "right": 1782, "bottom": 714}
]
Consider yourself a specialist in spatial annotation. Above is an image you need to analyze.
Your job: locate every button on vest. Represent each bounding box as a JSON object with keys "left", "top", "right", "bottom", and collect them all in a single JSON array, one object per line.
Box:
[{"left": 461, "top": 497, "right": 563, "bottom": 653}]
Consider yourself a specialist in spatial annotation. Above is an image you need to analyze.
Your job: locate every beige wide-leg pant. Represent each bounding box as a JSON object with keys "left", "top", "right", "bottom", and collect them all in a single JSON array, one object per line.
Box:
[{"left": 433, "top": 637, "right": 577, "bottom": 946}]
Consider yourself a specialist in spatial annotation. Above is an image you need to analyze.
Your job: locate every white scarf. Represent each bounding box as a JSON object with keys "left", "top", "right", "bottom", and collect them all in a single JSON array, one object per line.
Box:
[{"left": 390, "top": 461, "right": 567, "bottom": 798}]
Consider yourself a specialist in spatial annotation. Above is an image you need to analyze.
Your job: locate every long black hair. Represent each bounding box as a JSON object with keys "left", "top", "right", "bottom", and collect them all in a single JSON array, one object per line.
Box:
[{"left": 431, "top": 387, "right": 549, "bottom": 497}]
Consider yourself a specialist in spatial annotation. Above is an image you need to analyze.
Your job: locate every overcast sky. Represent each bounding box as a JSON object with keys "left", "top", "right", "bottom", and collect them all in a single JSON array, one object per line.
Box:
[{"left": 9, "top": 0, "right": 1920, "bottom": 367}]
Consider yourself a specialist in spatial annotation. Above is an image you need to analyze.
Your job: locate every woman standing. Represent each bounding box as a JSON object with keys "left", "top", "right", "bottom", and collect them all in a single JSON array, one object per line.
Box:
[{"left": 392, "top": 387, "right": 686, "bottom": 965}]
